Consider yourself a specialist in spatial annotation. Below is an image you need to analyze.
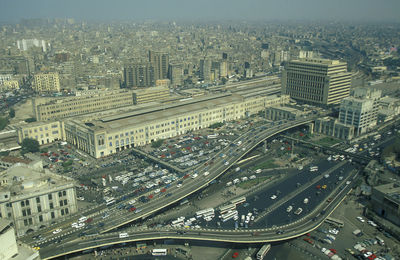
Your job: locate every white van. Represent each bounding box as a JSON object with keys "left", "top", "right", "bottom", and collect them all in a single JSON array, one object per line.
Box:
[{"left": 119, "top": 233, "right": 129, "bottom": 238}]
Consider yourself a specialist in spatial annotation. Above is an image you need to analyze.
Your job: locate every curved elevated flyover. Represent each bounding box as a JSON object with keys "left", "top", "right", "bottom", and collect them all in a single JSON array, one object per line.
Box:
[{"left": 39, "top": 171, "right": 355, "bottom": 259}]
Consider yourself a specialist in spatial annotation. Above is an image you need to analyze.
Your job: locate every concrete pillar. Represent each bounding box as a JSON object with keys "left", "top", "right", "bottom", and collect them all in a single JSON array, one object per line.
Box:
[{"left": 308, "top": 122, "right": 314, "bottom": 134}]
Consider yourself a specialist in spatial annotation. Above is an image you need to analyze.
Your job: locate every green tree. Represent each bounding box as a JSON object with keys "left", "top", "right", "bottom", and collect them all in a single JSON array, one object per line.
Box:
[
  {"left": 0, "top": 117, "right": 8, "bottom": 130},
  {"left": 151, "top": 139, "right": 164, "bottom": 148},
  {"left": 21, "top": 138, "right": 40, "bottom": 154},
  {"left": 9, "top": 108, "right": 15, "bottom": 118},
  {"left": 25, "top": 117, "right": 37, "bottom": 123}
]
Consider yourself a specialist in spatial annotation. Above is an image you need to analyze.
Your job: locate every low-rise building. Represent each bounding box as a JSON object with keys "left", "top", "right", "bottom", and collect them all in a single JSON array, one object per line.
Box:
[
  {"left": 371, "top": 183, "right": 400, "bottom": 227},
  {"left": 314, "top": 116, "right": 355, "bottom": 140},
  {"left": 64, "top": 93, "right": 289, "bottom": 158},
  {"left": 132, "top": 86, "right": 170, "bottom": 105},
  {"left": 16, "top": 121, "right": 64, "bottom": 145},
  {"left": 0, "top": 160, "right": 77, "bottom": 236},
  {"left": 265, "top": 106, "right": 306, "bottom": 121},
  {"left": 32, "top": 89, "right": 134, "bottom": 121},
  {"left": 0, "top": 219, "right": 39, "bottom": 260}
]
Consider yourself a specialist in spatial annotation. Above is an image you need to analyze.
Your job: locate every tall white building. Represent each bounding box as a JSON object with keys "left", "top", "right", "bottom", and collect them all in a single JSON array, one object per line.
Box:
[
  {"left": 338, "top": 92, "right": 380, "bottom": 135},
  {"left": 17, "top": 39, "right": 47, "bottom": 52}
]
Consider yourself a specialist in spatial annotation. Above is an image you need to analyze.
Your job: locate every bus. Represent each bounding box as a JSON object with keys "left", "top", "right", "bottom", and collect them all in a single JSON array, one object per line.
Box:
[
  {"left": 105, "top": 198, "right": 115, "bottom": 206},
  {"left": 256, "top": 244, "right": 271, "bottom": 260},
  {"left": 220, "top": 210, "right": 238, "bottom": 222},
  {"left": 219, "top": 204, "right": 236, "bottom": 214},
  {"left": 294, "top": 208, "right": 303, "bottom": 215},
  {"left": 196, "top": 208, "right": 214, "bottom": 218},
  {"left": 152, "top": 249, "right": 167, "bottom": 256},
  {"left": 325, "top": 217, "right": 344, "bottom": 228},
  {"left": 373, "top": 134, "right": 381, "bottom": 141},
  {"left": 230, "top": 196, "right": 246, "bottom": 206}
]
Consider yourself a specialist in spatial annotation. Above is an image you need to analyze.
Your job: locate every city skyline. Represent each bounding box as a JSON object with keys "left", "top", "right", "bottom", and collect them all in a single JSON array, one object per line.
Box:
[{"left": 1, "top": 0, "right": 400, "bottom": 23}]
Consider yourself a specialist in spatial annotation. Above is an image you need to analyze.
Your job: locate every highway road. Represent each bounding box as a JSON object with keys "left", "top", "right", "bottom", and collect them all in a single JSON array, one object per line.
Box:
[
  {"left": 23, "top": 115, "right": 329, "bottom": 252},
  {"left": 38, "top": 168, "right": 357, "bottom": 259}
]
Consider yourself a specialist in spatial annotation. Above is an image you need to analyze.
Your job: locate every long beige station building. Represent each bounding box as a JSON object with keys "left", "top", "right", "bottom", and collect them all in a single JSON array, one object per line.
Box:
[
  {"left": 17, "top": 77, "right": 287, "bottom": 158},
  {"left": 64, "top": 93, "right": 289, "bottom": 158}
]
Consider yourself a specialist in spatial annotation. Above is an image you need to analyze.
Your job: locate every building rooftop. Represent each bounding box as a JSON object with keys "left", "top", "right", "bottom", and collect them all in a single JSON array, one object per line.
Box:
[
  {"left": 374, "top": 183, "right": 400, "bottom": 203},
  {"left": 0, "top": 160, "right": 75, "bottom": 201},
  {"left": 81, "top": 93, "right": 244, "bottom": 132},
  {"left": 291, "top": 58, "right": 344, "bottom": 65}
]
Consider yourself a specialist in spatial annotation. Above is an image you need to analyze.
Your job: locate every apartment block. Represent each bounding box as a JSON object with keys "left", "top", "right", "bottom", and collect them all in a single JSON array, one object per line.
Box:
[{"left": 32, "top": 72, "right": 60, "bottom": 93}]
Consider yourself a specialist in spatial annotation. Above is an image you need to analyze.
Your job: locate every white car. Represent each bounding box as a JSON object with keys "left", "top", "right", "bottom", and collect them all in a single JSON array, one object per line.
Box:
[
  {"left": 329, "top": 229, "right": 339, "bottom": 235},
  {"left": 177, "top": 183, "right": 182, "bottom": 188},
  {"left": 368, "top": 220, "right": 378, "bottom": 227},
  {"left": 52, "top": 228, "right": 62, "bottom": 234},
  {"left": 78, "top": 216, "right": 87, "bottom": 223},
  {"left": 224, "top": 161, "right": 229, "bottom": 166},
  {"left": 270, "top": 195, "right": 277, "bottom": 200},
  {"left": 71, "top": 222, "right": 78, "bottom": 228},
  {"left": 357, "top": 216, "right": 365, "bottom": 223}
]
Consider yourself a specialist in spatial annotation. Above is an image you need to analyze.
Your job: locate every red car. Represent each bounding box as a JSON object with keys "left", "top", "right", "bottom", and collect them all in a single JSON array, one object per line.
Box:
[{"left": 232, "top": 252, "right": 239, "bottom": 258}]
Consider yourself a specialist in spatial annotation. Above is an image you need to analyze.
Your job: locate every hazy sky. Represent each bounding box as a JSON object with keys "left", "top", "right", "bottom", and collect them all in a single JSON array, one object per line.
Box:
[{"left": 1, "top": 0, "right": 400, "bottom": 23}]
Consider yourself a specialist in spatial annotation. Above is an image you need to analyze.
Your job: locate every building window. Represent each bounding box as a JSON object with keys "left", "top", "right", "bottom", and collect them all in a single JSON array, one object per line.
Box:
[
  {"left": 50, "top": 202, "right": 54, "bottom": 209},
  {"left": 36, "top": 197, "right": 40, "bottom": 203},
  {"left": 22, "top": 209, "right": 26, "bottom": 216},
  {"left": 27, "top": 208, "right": 31, "bottom": 215},
  {"left": 59, "top": 201, "right": 63, "bottom": 207},
  {"left": 58, "top": 191, "right": 62, "bottom": 197},
  {"left": 24, "top": 219, "right": 28, "bottom": 226},
  {"left": 51, "top": 212, "right": 55, "bottom": 219},
  {"left": 21, "top": 201, "right": 25, "bottom": 207},
  {"left": 65, "top": 208, "right": 69, "bottom": 214},
  {"left": 64, "top": 199, "right": 67, "bottom": 205},
  {"left": 63, "top": 190, "right": 66, "bottom": 196},
  {"left": 48, "top": 194, "right": 52, "bottom": 200},
  {"left": 39, "top": 215, "right": 43, "bottom": 222},
  {"left": 61, "top": 209, "right": 65, "bottom": 216},
  {"left": 28, "top": 218, "right": 33, "bottom": 225},
  {"left": 38, "top": 205, "right": 41, "bottom": 212}
]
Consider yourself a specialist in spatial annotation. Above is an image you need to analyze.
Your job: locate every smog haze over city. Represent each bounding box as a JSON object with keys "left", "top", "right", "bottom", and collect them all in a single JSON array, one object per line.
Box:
[
  {"left": 1, "top": 0, "right": 400, "bottom": 22},
  {"left": 0, "top": 0, "right": 400, "bottom": 260}
]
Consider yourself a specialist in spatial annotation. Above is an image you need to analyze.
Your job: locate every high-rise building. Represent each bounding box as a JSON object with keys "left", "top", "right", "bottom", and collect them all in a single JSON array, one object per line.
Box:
[
  {"left": 282, "top": 58, "right": 351, "bottom": 105},
  {"left": 149, "top": 51, "right": 169, "bottom": 81},
  {"left": 200, "top": 58, "right": 212, "bottom": 83},
  {"left": 32, "top": 72, "right": 60, "bottom": 93},
  {"left": 17, "top": 39, "right": 47, "bottom": 52},
  {"left": 338, "top": 88, "right": 381, "bottom": 135},
  {"left": 123, "top": 63, "right": 154, "bottom": 88},
  {"left": 168, "top": 63, "right": 183, "bottom": 87}
]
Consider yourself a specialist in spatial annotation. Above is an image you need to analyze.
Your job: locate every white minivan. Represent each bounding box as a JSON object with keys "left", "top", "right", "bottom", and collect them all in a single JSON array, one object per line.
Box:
[{"left": 119, "top": 233, "right": 129, "bottom": 238}]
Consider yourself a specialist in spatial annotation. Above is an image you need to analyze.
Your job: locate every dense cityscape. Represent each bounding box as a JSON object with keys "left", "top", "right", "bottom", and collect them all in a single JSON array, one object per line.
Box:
[{"left": 0, "top": 2, "right": 400, "bottom": 260}]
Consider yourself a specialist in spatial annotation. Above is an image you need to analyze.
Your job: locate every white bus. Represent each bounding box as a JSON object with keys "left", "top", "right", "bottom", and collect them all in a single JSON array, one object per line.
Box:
[
  {"left": 105, "top": 198, "right": 115, "bottom": 206},
  {"left": 230, "top": 196, "right": 246, "bottom": 206},
  {"left": 171, "top": 218, "right": 184, "bottom": 227},
  {"left": 219, "top": 204, "right": 236, "bottom": 214},
  {"left": 220, "top": 210, "right": 238, "bottom": 222},
  {"left": 196, "top": 208, "right": 214, "bottom": 218},
  {"left": 152, "top": 248, "right": 167, "bottom": 256},
  {"left": 257, "top": 244, "right": 271, "bottom": 260}
]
